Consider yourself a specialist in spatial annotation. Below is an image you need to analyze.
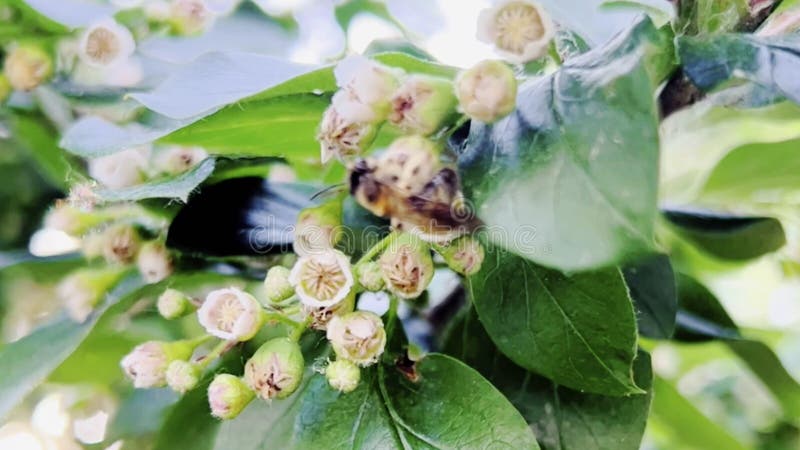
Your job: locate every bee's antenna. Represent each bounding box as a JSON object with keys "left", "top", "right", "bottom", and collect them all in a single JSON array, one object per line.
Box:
[{"left": 310, "top": 183, "right": 346, "bottom": 201}]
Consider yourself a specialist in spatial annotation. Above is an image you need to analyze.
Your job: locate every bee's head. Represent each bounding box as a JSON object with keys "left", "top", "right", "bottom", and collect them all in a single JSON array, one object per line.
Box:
[{"left": 348, "top": 159, "right": 387, "bottom": 215}]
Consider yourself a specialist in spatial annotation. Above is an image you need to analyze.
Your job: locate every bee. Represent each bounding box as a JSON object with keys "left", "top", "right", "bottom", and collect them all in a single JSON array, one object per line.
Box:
[{"left": 348, "top": 140, "right": 478, "bottom": 243}]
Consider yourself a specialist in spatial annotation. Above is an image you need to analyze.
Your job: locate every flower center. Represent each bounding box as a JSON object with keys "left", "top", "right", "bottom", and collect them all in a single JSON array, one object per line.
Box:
[
  {"left": 300, "top": 258, "right": 347, "bottom": 301},
  {"left": 383, "top": 248, "right": 422, "bottom": 295},
  {"left": 86, "top": 27, "right": 120, "bottom": 64},
  {"left": 494, "top": 2, "right": 545, "bottom": 55},
  {"left": 216, "top": 295, "right": 245, "bottom": 332}
]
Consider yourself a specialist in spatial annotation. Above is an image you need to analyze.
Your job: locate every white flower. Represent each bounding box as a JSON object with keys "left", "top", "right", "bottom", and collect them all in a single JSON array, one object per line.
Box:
[
  {"left": 455, "top": 59, "right": 517, "bottom": 123},
  {"left": 289, "top": 249, "right": 354, "bottom": 308},
  {"left": 331, "top": 55, "right": 402, "bottom": 123},
  {"left": 120, "top": 341, "right": 193, "bottom": 388},
  {"left": 317, "top": 106, "right": 376, "bottom": 164},
  {"left": 477, "top": 0, "right": 555, "bottom": 64},
  {"left": 137, "top": 241, "right": 173, "bottom": 283},
  {"left": 153, "top": 146, "right": 208, "bottom": 175},
  {"left": 78, "top": 19, "right": 136, "bottom": 68},
  {"left": 388, "top": 74, "right": 457, "bottom": 135},
  {"left": 326, "top": 311, "right": 386, "bottom": 367},
  {"left": 197, "top": 287, "right": 264, "bottom": 341},
  {"left": 101, "top": 224, "right": 141, "bottom": 265},
  {"left": 379, "top": 232, "right": 434, "bottom": 299},
  {"left": 88, "top": 147, "right": 150, "bottom": 189},
  {"left": 170, "top": 0, "right": 215, "bottom": 35}
]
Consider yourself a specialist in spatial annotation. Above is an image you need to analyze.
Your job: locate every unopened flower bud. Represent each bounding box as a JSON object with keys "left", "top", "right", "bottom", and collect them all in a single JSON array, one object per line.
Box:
[
  {"left": 153, "top": 146, "right": 208, "bottom": 175},
  {"left": 137, "top": 241, "right": 173, "bottom": 283},
  {"left": 455, "top": 60, "right": 517, "bottom": 123},
  {"left": 326, "top": 311, "right": 386, "bottom": 366},
  {"left": 78, "top": 18, "right": 136, "bottom": 68},
  {"left": 379, "top": 233, "right": 434, "bottom": 299},
  {"left": 244, "top": 337, "right": 304, "bottom": 400},
  {"left": 332, "top": 55, "right": 403, "bottom": 123},
  {"left": 388, "top": 74, "right": 457, "bottom": 135},
  {"left": 302, "top": 290, "right": 354, "bottom": 331},
  {"left": 88, "top": 147, "right": 149, "bottom": 189},
  {"left": 57, "top": 267, "right": 126, "bottom": 322},
  {"left": 317, "top": 106, "right": 377, "bottom": 164},
  {"left": 170, "top": 0, "right": 215, "bottom": 35},
  {"left": 157, "top": 288, "right": 195, "bottom": 319},
  {"left": 437, "top": 236, "right": 485, "bottom": 276},
  {"left": 0, "top": 74, "right": 10, "bottom": 102},
  {"left": 208, "top": 374, "right": 254, "bottom": 419},
  {"left": 355, "top": 261, "right": 384, "bottom": 291},
  {"left": 45, "top": 203, "right": 103, "bottom": 236},
  {"left": 197, "top": 287, "right": 264, "bottom": 341},
  {"left": 166, "top": 360, "right": 201, "bottom": 393},
  {"left": 293, "top": 200, "right": 343, "bottom": 256},
  {"left": 289, "top": 249, "right": 354, "bottom": 308},
  {"left": 477, "top": 0, "right": 555, "bottom": 64},
  {"left": 3, "top": 43, "right": 53, "bottom": 91},
  {"left": 325, "top": 359, "right": 360, "bottom": 393},
  {"left": 101, "top": 224, "right": 141, "bottom": 265},
  {"left": 121, "top": 339, "right": 197, "bottom": 388},
  {"left": 263, "top": 266, "right": 294, "bottom": 305}
]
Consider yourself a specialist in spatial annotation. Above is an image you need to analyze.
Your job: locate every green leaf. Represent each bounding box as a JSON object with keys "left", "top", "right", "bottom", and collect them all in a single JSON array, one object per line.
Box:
[
  {"left": 459, "top": 19, "right": 666, "bottom": 271},
  {"left": 650, "top": 376, "right": 749, "bottom": 450},
  {"left": 94, "top": 158, "right": 216, "bottom": 202},
  {"left": 107, "top": 388, "right": 179, "bottom": 442},
  {"left": 679, "top": 34, "right": 800, "bottom": 103},
  {"left": 154, "top": 370, "right": 221, "bottom": 450},
  {"left": 5, "top": 112, "right": 75, "bottom": 190},
  {"left": 213, "top": 353, "right": 538, "bottom": 449},
  {"left": 660, "top": 100, "right": 800, "bottom": 204},
  {"left": 11, "top": 0, "right": 114, "bottom": 31},
  {"left": 726, "top": 340, "right": 800, "bottom": 419},
  {"left": 664, "top": 209, "right": 786, "bottom": 261},
  {"left": 622, "top": 254, "right": 677, "bottom": 339},
  {"left": 467, "top": 243, "right": 642, "bottom": 396},
  {"left": 673, "top": 0, "right": 749, "bottom": 35},
  {"left": 442, "top": 308, "right": 653, "bottom": 450}
]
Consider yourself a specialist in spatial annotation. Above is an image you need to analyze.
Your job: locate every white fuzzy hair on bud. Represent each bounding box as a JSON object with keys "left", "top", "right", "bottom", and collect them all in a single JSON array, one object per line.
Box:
[
  {"left": 88, "top": 146, "right": 150, "bottom": 189},
  {"left": 477, "top": 0, "right": 555, "bottom": 64},
  {"left": 289, "top": 249, "right": 354, "bottom": 308},
  {"left": 78, "top": 18, "right": 136, "bottom": 68},
  {"left": 197, "top": 287, "right": 264, "bottom": 341}
]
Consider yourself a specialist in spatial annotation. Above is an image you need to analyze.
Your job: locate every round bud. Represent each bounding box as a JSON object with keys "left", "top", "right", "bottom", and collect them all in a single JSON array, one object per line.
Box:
[
  {"left": 379, "top": 233, "right": 434, "bottom": 299},
  {"left": 293, "top": 200, "right": 343, "bottom": 257},
  {"left": 153, "top": 146, "right": 208, "bottom": 175},
  {"left": 137, "top": 241, "right": 174, "bottom": 284},
  {"left": 157, "top": 289, "right": 195, "bottom": 319},
  {"left": 455, "top": 60, "right": 517, "bottom": 123},
  {"left": 244, "top": 338, "right": 305, "bottom": 400},
  {"left": 477, "top": 0, "right": 555, "bottom": 63},
  {"left": 332, "top": 55, "right": 403, "bottom": 123},
  {"left": 208, "top": 374, "right": 254, "bottom": 419},
  {"left": 3, "top": 43, "right": 53, "bottom": 91},
  {"left": 101, "top": 224, "right": 141, "bottom": 265},
  {"left": 166, "top": 360, "right": 200, "bottom": 393},
  {"left": 437, "top": 236, "right": 485, "bottom": 276},
  {"left": 355, "top": 261, "right": 384, "bottom": 291},
  {"left": 325, "top": 359, "right": 360, "bottom": 393},
  {"left": 197, "top": 287, "right": 265, "bottom": 342},
  {"left": 289, "top": 249, "right": 354, "bottom": 308},
  {"left": 388, "top": 74, "right": 457, "bottom": 136},
  {"left": 317, "top": 105, "right": 377, "bottom": 164},
  {"left": 326, "top": 311, "right": 386, "bottom": 367},
  {"left": 263, "top": 266, "right": 295, "bottom": 305},
  {"left": 78, "top": 18, "right": 136, "bottom": 68},
  {"left": 120, "top": 340, "right": 196, "bottom": 389},
  {"left": 88, "top": 147, "right": 149, "bottom": 189}
]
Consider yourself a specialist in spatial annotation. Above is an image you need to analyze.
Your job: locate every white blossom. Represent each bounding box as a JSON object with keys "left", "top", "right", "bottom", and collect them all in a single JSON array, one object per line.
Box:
[
  {"left": 477, "top": 0, "right": 555, "bottom": 64},
  {"left": 289, "top": 249, "right": 354, "bottom": 308},
  {"left": 88, "top": 147, "right": 150, "bottom": 189},
  {"left": 197, "top": 287, "right": 264, "bottom": 341},
  {"left": 78, "top": 19, "right": 136, "bottom": 68}
]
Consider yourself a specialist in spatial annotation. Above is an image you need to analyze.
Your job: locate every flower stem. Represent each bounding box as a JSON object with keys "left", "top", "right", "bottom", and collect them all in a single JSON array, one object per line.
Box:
[
  {"left": 357, "top": 231, "right": 399, "bottom": 265},
  {"left": 263, "top": 311, "right": 301, "bottom": 329},
  {"left": 194, "top": 339, "right": 235, "bottom": 369},
  {"left": 289, "top": 316, "right": 313, "bottom": 342}
]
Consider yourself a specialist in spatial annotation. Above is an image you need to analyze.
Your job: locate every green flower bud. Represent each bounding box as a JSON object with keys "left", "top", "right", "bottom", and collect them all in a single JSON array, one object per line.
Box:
[
  {"left": 208, "top": 374, "right": 254, "bottom": 420},
  {"left": 455, "top": 60, "right": 517, "bottom": 123},
  {"left": 355, "top": 261, "right": 384, "bottom": 292},
  {"left": 157, "top": 289, "right": 195, "bottom": 319},
  {"left": 120, "top": 339, "right": 198, "bottom": 389},
  {"left": 325, "top": 359, "right": 360, "bottom": 393},
  {"left": 389, "top": 74, "right": 457, "bottom": 135},
  {"left": 3, "top": 43, "right": 53, "bottom": 91},
  {"left": 379, "top": 233, "right": 434, "bottom": 299},
  {"left": 326, "top": 311, "right": 386, "bottom": 367},
  {"left": 302, "top": 289, "right": 355, "bottom": 331},
  {"left": 166, "top": 360, "right": 201, "bottom": 393},
  {"left": 244, "top": 338, "right": 305, "bottom": 400},
  {"left": 137, "top": 241, "right": 174, "bottom": 284},
  {"left": 263, "top": 266, "right": 295, "bottom": 305},
  {"left": 101, "top": 224, "right": 141, "bottom": 265},
  {"left": 0, "top": 74, "right": 10, "bottom": 102},
  {"left": 294, "top": 200, "right": 343, "bottom": 257},
  {"left": 57, "top": 267, "right": 127, "bottom": 322},
  {"left": 437, "top": 236, "right": 485, "bottom": 276}
]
